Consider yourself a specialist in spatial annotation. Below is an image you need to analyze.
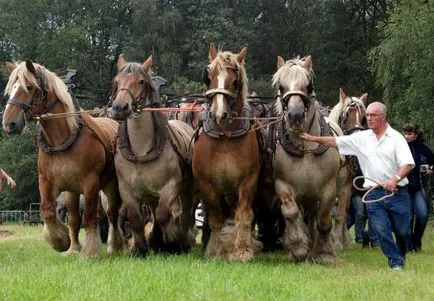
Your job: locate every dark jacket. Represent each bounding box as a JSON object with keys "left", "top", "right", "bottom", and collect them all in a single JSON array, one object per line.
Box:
[{"left": 407, "top": 141, "right": 434, "bottom": 192}]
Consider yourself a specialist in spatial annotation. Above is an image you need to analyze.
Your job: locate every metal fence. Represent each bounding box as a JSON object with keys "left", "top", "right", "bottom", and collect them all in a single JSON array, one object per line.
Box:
[
  {"left": 0, "top": 203, "right": 43, "bottom": 224},
  {"left": 0, "top": 210, "right": 28, "bottom": 223}
]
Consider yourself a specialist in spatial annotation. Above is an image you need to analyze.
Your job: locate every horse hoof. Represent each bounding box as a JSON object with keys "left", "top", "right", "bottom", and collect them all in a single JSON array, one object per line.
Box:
[
  {"left": 228, "top": 248, "right": 254, "bottom": 262},
  {"left": 61, "top": 247, "right": 81, "bottom": 256},
  {"left": 130, "top": 247, "right": 148, "bottom": 258},
  {"left": 43, "top": 223, "right": 70, "bottom": 252},
  {"left": 312, "top": 253, "right": 337, "bottom": 265}
]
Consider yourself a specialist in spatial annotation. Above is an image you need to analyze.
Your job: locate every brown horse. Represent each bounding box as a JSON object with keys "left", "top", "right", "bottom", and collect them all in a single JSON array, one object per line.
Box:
[
  {"left": 2, "top": 60, "right": 123, "bottom": 257},
  {"left": 329, "top": 88, "right": 367, "bottom": 250},
  {"left": 192, "top": 43, "right": 261, "bottom": 261},
  {"left": 272, "top": 55, "right": 341, "bottom": 263},
  {"left": 110, "top": 54, "right": 196, "bottom": 256}
]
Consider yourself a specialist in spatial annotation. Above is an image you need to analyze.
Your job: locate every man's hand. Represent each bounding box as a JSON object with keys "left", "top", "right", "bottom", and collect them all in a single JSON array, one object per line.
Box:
[
  {"left": 382, "top": 177, "right": 398, "bottom": 192},
  {"left": 300, "top": 133, "right": 314, "bottom": 141}
]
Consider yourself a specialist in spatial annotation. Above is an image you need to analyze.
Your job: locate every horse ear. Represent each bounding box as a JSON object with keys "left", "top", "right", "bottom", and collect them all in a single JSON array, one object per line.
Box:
[
  {"left": 339, "top": 88, "right": 347, "bottom": 103},
  {"left": 359, "top": 93, "right": 368, "bottom": 103},
  {"left": 6, "top": 61, "right": 16, "bottom": 73},
  {"left": 142, "top": 54, "right": 153, "bottom": 72},
  {"left": 209, "top": 42, "right": 217, "bottom": 62},
  {"left": 25, "top": 59, "right": 36, "bottom": 75},
  {"left": 117, "top": 54, "right": 127, "bottom": 72},
  {"left": 277, "top": 56, "right": 285, "bottom": 69},
  {"left": 236, "top": 47, "right": 247, "bottom": 64},
  {"left": 304, "top": 55, "right": 312, "bottom": 70}
]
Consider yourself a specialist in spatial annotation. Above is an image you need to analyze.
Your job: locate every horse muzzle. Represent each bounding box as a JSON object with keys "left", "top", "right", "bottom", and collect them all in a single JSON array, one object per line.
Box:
[
  {"left": 111, "top": 101, "right": 132, "bottom": 120},
  {"left": 2, "top": 109, "right": 26, "bottom": 135},
  {"left": 286, "top": 111, "right": 305, "bottom": 131}
]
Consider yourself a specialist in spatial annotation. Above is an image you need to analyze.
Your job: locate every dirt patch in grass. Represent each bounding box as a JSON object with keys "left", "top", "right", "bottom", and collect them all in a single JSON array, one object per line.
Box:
[{"left": 0, "top": 230, "right": 13, "bottom": 238}]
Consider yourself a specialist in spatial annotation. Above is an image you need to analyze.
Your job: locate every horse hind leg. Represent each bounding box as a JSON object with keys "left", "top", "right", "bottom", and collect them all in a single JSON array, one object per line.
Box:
[
  {"left": 62, "top": 191, "right": 82, "bottom": 255},
  {"left": 40, "top": 179, "right": 70, "bottom": 252},
  {"left": 101, "top": 183, "right": 124, "bottom": 255},
  {"left": 280, "top": 196, "right": 309, "bottom": 262}
]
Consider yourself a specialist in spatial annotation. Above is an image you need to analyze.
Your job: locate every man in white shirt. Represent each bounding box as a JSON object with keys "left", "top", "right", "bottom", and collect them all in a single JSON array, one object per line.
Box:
[{"left": 301, "top": 102, "right": 414, "bottom": 270}]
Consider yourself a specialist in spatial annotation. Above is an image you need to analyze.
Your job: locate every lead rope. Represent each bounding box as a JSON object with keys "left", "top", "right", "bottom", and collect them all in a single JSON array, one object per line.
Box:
[{"left": 352, "top": 176, "right": 395, "bottom": 203}]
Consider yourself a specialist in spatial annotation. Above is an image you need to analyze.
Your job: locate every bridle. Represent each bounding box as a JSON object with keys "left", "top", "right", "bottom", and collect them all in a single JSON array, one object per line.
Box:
[
  {"left": 109, "top": 67, "right": 158, "bottom": 112},
  {"left": 338, "top": 97, "right": 367, "bottom": 134},
  {"left": 203, "top": 66, "right": 242, "bottom": 110},
  {"left": 6, "top": 71, "right": 58, "bottom": 119}
]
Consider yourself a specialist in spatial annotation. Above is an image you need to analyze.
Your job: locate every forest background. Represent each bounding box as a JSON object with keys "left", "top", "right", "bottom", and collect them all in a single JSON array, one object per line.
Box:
[{"left": 0, "top": 0, "right": 433, "bottom": 209}]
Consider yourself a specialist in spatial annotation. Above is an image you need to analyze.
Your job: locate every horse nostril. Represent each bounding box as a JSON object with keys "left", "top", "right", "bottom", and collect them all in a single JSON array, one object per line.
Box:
[
  {"left": 208, "top": 111, "right": 215, "bottom": 120},
  {"left": 221, "top": 111, "right": 228, "bottom": 120},
  {"left": 121, "top": 103, "right": 129, "bottom": 112}
]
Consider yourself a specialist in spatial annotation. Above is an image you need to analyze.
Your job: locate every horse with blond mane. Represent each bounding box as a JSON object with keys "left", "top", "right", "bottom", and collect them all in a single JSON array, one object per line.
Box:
[
  {"left": 2, "top": 60, "right": 123, "bottom": 257},
  {"left": 329, "top": 88, "right": 368, "bottom": 250},
  {"left": 272, "top": 55, "right": 341, "bottom": 263},
  {"left": 192, "top": 43, "right": 261, "bottom": 261}
]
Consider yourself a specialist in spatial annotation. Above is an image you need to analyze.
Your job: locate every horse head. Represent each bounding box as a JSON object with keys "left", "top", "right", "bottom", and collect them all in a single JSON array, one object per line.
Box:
[
  {"left": 203, "top": 43, "right": 248, "bottom": 127},
  {"left": 111, "top": 54, "right": 157, "bottom": 120},
  {"left": 273, "top": 55, "right": 314, "bottom": 133},
  {"left": 2, "top": 60, "right": 74, "bottom": 134},
  {"left": 332, "top": 88, "right": 368, "bottom": 134}
]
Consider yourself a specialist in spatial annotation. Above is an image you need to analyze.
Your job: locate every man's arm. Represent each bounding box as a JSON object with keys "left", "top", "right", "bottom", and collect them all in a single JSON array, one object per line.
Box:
[
  {"left": 300, "top": 133, "right": 338, "bottom": 148},
  {"left": 382, "top": 164, "right": 413, "bottom": 192}
]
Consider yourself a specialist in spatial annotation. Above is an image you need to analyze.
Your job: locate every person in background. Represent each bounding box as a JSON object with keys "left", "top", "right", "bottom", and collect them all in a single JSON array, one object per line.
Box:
[
  {"left": 402, "top": 123, "right": 434, "bottom": 252},
  {"left": 0, "top": 168, "right": 16, "bottom": 192},
  {"left": 301, "top": 102, "right": 414, "bottom": 270}
]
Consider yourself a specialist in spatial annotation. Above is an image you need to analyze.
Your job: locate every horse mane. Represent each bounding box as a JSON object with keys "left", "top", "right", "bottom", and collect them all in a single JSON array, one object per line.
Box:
[
  {"left": 272, "top": 56, "right": 312, "bottom": 90},
  {"left": 5, "top": 61, "right": 77, "bottom": 131},
  {"left": 208, "top": 51, "right": 249, "bottom": 107}
]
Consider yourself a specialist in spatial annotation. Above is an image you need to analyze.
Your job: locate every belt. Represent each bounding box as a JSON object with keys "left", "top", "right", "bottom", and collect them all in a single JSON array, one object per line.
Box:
[{"left": 373, "top": 185, "right": 408, "bottom": 193}]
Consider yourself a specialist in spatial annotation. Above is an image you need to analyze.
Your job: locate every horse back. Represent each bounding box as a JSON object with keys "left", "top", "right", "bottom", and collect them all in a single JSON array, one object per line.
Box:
[{"left": 168, "top": 119, "right": 195, "bottom": 162}]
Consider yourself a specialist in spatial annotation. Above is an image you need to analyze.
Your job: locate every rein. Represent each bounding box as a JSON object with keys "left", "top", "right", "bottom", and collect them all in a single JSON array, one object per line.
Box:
[{"left": 352, "top": 176, "right": 395, "bottom": 203}]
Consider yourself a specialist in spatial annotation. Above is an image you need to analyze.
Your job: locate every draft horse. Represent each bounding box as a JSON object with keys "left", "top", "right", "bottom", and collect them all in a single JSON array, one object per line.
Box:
[
  {"left": 272, "top": 55, "right": 341, "bottom": 263},
  {"left": 192, "top": 43, "right": 261, "bottom": 261},
  {"left": 329, "top": 88, "right": 367, "bottom": 250},
  {"left": 2, "top": 60, "right": 123, "bottom": 257},
  {"left": 110, "top": 54, "right": 196, "bottom": 256}
]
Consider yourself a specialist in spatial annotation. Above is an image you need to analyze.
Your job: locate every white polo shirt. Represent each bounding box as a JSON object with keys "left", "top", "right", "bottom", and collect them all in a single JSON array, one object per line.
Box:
[{"left": 336, "top": 124, "right": 415, "bottom": 188}]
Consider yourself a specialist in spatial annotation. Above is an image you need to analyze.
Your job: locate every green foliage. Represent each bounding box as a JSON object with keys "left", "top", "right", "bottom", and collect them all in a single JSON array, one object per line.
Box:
[
  {"left": 369, "top": 1, "right": 434, "bottom": 146},
  {"left": 0, "top": 124, "right": 38, "bottom": 210}
]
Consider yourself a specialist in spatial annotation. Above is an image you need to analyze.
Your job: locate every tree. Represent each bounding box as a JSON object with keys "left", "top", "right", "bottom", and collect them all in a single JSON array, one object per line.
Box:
[{"left": 369, "top": 0, "right": 434, "bottom": 145}]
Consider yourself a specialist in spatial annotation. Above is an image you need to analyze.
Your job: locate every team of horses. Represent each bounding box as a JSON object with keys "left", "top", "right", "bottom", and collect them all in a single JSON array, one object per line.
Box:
[{"left": 1, "top": 43, "right": 367, "bottom": 263}]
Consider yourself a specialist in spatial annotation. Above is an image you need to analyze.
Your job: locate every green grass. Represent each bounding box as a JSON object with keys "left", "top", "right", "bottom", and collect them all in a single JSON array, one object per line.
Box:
[{"left": 1, "top": 223, "right": 433, "bottom": 301}]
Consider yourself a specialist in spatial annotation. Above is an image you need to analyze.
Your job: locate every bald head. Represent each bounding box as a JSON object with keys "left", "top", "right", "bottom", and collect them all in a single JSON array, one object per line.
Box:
[{"left": 367, "top": 102, "right": 387, "bottom": 116}]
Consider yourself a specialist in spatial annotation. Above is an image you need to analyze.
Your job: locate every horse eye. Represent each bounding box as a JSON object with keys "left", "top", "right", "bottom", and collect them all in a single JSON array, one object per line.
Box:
[
  {"left": 26, "top": 85, "right": 33, "bottom": 90},
  {"left": 138, "top": 80, "right": 144, "bottom": 85}
]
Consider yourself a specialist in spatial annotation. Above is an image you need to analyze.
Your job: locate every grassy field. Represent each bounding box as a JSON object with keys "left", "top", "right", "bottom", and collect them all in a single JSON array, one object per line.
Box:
[{"left": 1, "top": 222, "right": 433, "bottom": 301}]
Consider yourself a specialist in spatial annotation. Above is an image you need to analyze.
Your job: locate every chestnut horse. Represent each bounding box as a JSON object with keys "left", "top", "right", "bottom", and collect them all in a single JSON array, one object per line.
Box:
[
  {"left": 111, "top": 54, "right": 196, "bottom": 256},
  {"left": 329, "top": 88, "right": 367, "bottom": 250},
  {"left": 2, "top": 60, "right": 123, "bottom": 257},
  {"left": 272, "top": 55, "right": 340, "bottom": 263},
  {"left": 192, "top": 43, "right": 261, "bottom": 261}
]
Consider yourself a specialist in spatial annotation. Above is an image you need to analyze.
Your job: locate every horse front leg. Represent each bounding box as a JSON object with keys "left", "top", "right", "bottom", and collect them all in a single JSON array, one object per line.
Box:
[
  {"left": 102, "top": 180, "right": 124, "bottom": 255},
  {"left": 81, "top": 178, "right": 102, "bottom": 258},
  {"left": 39, "top": 176, "right": 70, "bottom": 252},
  {"left": 228, "top": 175, "right": 259, "bottom": 262},
  {"left": 62, "top": 191, "right": 81, "bottom": 254},
  {"left": 311, "top": 186, "right": 337, "bottom": 264},
  {"left": 118, "top": 182, "right": 147, "bottom": 257},
  {"left": 333, "top": 167, "right": 353, "bottom": 251},
  {"left": 276, "top": 180, "right": 309, "bottom": 262}
]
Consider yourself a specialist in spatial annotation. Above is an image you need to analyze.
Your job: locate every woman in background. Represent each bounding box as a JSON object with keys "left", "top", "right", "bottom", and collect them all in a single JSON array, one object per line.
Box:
[{"left": 403, "top": 123, "right": 434, "bottom": 252}]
